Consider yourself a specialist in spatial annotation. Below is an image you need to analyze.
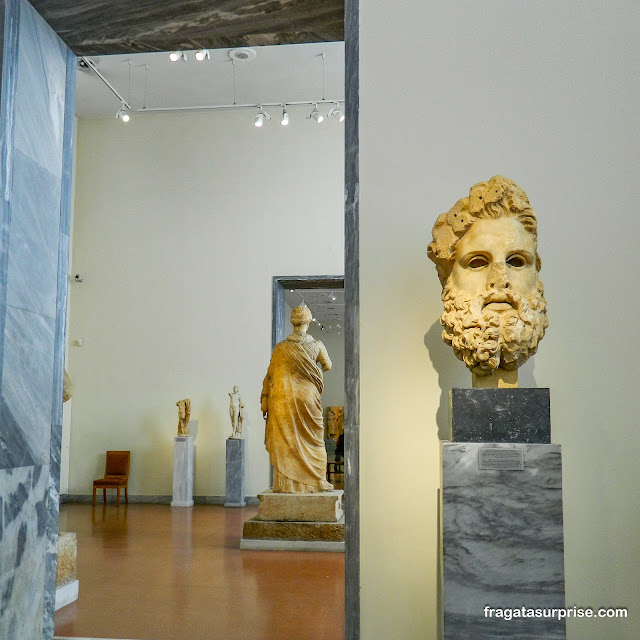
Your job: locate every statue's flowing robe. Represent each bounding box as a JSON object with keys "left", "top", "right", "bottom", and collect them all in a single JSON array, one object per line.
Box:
[{"left": 262, "top": 335, "right": 332, "bottom": 493}]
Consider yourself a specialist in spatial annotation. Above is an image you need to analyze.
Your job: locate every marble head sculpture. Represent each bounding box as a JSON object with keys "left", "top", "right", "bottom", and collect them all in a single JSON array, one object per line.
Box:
[
  {"left": 427, "top": 176, "right": 548, "bottom": 376},
  {"left": 261, "top": 304, "right": 333, "bottom": 493}
]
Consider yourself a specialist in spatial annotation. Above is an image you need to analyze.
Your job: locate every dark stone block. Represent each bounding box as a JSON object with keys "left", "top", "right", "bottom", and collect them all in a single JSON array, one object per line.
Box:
[{"left": 450, "top": 388, "right": 551, "bottom": 443}]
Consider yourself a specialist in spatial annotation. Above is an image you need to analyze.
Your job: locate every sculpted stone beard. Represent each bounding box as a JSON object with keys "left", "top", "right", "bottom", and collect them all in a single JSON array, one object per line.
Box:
[{"left": 440, "top": 279, "right": 548, "bottom": 375}]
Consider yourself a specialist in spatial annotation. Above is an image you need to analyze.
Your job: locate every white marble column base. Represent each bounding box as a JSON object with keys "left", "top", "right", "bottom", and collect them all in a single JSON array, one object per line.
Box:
[{"left": 55, "top": 580, "right": 79, "bottom": 610}]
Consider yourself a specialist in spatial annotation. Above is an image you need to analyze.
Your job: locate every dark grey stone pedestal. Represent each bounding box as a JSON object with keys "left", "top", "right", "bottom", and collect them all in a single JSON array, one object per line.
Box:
[{"left": 224, "top": 438, "right": 246, "bottom": 507}]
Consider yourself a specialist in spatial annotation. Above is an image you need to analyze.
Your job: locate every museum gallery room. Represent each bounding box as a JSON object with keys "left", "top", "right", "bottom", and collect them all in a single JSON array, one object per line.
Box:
[{"left": 0, "top": 1, "right": 639, "bottom": 639}]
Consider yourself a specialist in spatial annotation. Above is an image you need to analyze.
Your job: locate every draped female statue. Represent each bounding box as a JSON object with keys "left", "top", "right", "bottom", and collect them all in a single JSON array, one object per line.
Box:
[{"left": 261, "top": 304, "right": 333, "bottom": 493}]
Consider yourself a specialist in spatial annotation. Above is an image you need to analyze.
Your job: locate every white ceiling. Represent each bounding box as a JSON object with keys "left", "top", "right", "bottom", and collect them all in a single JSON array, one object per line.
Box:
[{"left": 75, "top": 41, "right": 345, "bottom": 118}]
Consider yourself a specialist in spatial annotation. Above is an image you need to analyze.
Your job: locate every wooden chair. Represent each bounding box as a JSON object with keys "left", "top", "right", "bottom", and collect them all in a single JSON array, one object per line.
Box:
[{"left": 93, "top": 451, "right": 130, "bottom": 506}]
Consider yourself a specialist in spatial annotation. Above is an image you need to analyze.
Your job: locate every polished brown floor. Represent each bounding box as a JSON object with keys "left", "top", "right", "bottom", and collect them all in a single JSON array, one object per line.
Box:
[{"left": 55, "top": 503, "right": 344, "bottom": 640}]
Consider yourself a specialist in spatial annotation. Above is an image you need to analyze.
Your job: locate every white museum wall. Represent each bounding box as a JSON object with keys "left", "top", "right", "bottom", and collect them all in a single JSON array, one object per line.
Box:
[
  {"left": 67, "top": 108, "right": 344, "bottom": 498},
  {"left": 359, "top": 2, "right": 639, "bottom": 639},
  {"left": 319, "top": 328, "right": 345, "bottom": 410}
]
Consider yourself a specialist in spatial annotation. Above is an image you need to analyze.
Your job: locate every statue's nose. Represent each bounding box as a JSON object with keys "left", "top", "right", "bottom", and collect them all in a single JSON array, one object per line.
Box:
[{"left": 487, "top": 262, "right": 510, "bottom": 289}]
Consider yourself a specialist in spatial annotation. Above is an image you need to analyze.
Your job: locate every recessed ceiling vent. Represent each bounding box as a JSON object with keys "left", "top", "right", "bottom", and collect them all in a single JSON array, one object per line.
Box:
[{"left": 228, "top": 48, "right": 256, "bottom": 62}]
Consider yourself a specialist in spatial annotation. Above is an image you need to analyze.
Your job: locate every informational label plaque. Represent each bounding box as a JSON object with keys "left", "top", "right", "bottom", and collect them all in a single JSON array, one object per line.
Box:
[{"left": 478, "top": 447, "right": 524, "bottom": 471}]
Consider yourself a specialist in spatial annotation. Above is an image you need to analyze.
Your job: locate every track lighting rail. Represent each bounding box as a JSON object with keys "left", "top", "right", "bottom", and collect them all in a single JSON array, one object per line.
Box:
[
  {"left": 79, "top": 56, "right": 131, "bottom": 111},
  {"left": 130, "top": 99, "right": 344, "bottom": 115}
]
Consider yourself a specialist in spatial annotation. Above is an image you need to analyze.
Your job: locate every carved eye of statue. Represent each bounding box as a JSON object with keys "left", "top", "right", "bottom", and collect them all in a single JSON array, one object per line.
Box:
[
  {"left": 506, "top": 254, "right": 526, "bottom": 269},
  {"left": 467, "top": 255, "right": 489, "bottom": 270}
]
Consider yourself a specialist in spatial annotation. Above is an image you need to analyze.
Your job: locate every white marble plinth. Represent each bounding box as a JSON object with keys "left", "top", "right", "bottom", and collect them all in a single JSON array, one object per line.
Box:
[
  {"left": 442, "top": 443, "right": 565, "bottom": 639},
  {"left": 171, "top": 436, "right": 194, "bottom": 507},
  {"left": 55, "top": 579, "right": 79, "bottom": 610}
]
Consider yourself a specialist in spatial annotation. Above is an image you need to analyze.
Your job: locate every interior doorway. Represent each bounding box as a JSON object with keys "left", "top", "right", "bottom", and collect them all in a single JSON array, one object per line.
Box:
[{"left": 272, "top": 275, "right": 345, "bottom": 488}]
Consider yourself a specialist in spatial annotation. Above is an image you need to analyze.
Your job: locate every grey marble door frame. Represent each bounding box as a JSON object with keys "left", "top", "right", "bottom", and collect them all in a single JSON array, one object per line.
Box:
[
  {"left": 344, "top": 0, "right": 359, "bottom": 637},
  {"left": 271, "top": 275, "right": 344, "bottom": 347}
]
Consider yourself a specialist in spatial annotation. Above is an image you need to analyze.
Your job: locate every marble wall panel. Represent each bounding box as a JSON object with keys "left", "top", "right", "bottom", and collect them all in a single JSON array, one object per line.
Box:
[
  {"left": 0, "top": 465, "right": 49, "bottom": 640},
  {"left": 1, "top": 305, "right": 55, "bottom": 468},
  {"left": 0, "top": 1, "right": 74, "bottom": 637},
  {"left": 13, "top": 0, "right": 66, "bottom": 179},
  {"left": 6, "top": 149, "right": 61, "bottom": 317},
  {"left": 0, "top": 1, "right": 5, "bottom": 87}
]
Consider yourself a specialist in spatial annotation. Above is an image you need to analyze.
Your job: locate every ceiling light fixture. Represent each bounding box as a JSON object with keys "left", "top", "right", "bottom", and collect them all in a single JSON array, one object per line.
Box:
[
  {"left": 194, "top": 49, "right": 210, "bottom": 62},
  {"left": 280, "top": 107, "right": 289, "bottom": 126},
  {"left": 309, "top": 104, "right": 323, "bottom": 123},
  {"left": 254, "top": 107, "right": 270, "bottom": 127},
  {"left": 229, "top": 48, "right": 257, "bottom": 62},
  {"left": 328, "top": 103, "right": 345, "bottom": 122},
  {"left": 169, "top": 51, "right": 186, "bottom": 62},
  {"left": 116, "top": 106, "right": 130, "bottom": 123}
]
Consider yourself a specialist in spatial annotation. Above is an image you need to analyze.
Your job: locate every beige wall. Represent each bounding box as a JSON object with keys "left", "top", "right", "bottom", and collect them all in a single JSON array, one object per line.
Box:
[
  {"left": 67, "top": 107, "right": 344, "bottom": 497},
  {"left": 359, "top": 2, "right": 640, "bottom": 639}
]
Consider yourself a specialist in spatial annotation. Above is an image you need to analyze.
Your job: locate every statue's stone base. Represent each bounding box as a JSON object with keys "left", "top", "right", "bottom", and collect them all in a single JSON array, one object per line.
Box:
[
  {"left": 55, "top": 532, "right": 78, "bottom": 611},
  {"left": 224, "top": 438, "right": 246, "bottom": 507},
  {"left": 241, "top": 517, "right": 345, "bottom": 551},
  {"left": 241, "top": 489, "right": 344, "bottom": 551},
  {"left": 442, "top": 442, "right": 565, "bottom": 639},
  {"left": 171, "top": 436, "right": 194, "bottom": 507},
  {"left": 255, "top": 489, "right": 343, "bottom": 522}
]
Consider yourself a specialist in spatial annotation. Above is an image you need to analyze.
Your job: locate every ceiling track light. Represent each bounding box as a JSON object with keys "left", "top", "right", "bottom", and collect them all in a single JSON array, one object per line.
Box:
[
  {"left": 280, "top": 106, "right": 289, "bottom": 126},
  {"left": 169, "top": 51, "right": 187, "bottom": 62},
  {"left": 309, "top": 103, "right": 323, "bottom": 123},
  {"left": 116, "top": 106, "right": 130, "bottom": 123},
  {"left": 328, "top": 103, "right": 345, "bottom": 122},
  {"left": 194, "top": 49, "right": 210, "bottom": 62},
  {"left": 254, "top": 107, "right": 271, "bottom": 127}
]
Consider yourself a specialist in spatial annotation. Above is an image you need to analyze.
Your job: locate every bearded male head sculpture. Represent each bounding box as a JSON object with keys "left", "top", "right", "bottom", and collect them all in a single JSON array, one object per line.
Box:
[{"left": 427, "top": 176, "right": 548, "bottom": 377}]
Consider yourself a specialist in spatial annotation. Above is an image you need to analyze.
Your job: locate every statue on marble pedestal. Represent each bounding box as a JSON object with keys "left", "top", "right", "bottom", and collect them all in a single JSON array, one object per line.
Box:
[
  {"left": 261, "top": 304, "right": 334, "bottom": 493},
  {"left": 428, "top": 175, "right": 548, "bottom": 387},
  {"left": 176, "top": 398, "right": 191, "bottom": 436},
  {"left": 229, "top": 386, "right": 243, "bottom": 438}
]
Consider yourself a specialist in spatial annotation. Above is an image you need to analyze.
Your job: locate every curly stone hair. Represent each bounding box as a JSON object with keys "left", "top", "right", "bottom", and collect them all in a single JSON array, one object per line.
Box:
[
  {"left": 291, "top": 304, "right": 313, "bottom": 327},
  {"left": 427, "top": 175, "right": 541, "bottom": 287}
]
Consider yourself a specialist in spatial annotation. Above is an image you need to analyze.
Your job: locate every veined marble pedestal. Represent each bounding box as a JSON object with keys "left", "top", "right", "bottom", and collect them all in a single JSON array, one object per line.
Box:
[
  {"left": 225, "top": 438, "right": 246, "bottom": 507},
  {"left": 442, "top": 429, "right": 566, "bottom": 638},
  {"left": 171, "top": 436, "right": 194, "bottom": 507},
  {"left": 241, "top": 490, "right": 345, "bottom": 551}
]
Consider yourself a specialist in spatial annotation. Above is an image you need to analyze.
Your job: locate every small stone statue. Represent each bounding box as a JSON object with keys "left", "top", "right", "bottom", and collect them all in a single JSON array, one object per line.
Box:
[
  {"left": 229, "top": 386, "right": 242, "bottom": 438},
  {"left": 427, "top": 176, "right": 548, "bottom": 386},
  {"left": 176, "top": 398, "right": 191, "bottom": 436},
  {"left": 63, "top": 370, "right": 73, "bottom": 403},
  {"left": 326, "top": 406, "right": 344, "bottom": 440}
]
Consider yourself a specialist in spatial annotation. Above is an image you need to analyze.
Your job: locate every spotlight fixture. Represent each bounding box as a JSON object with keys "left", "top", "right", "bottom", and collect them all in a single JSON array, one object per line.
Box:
[
  {"left": 309, "top": 104, "right": 323, "bottom": 123},
  {"left": 254, "top": 108, "right": 270, "bottom": 127},
  {"left": 329, "top": 292, "right": 336, "bottom": 301},
  {"left": 116, "top": 107, "right": 130, "bottom": 123},
  {"left": 194, "top": 49, "right": 210, "bottom": 62},
  {"left": 169, "top": 51, "right": 187, "bottom": 62},
  {"left": 328, "top": 103, "right": 345, "bottom": 122},
  {"left": 280, "top": 107, "right": 289, "bottom": 126}
]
